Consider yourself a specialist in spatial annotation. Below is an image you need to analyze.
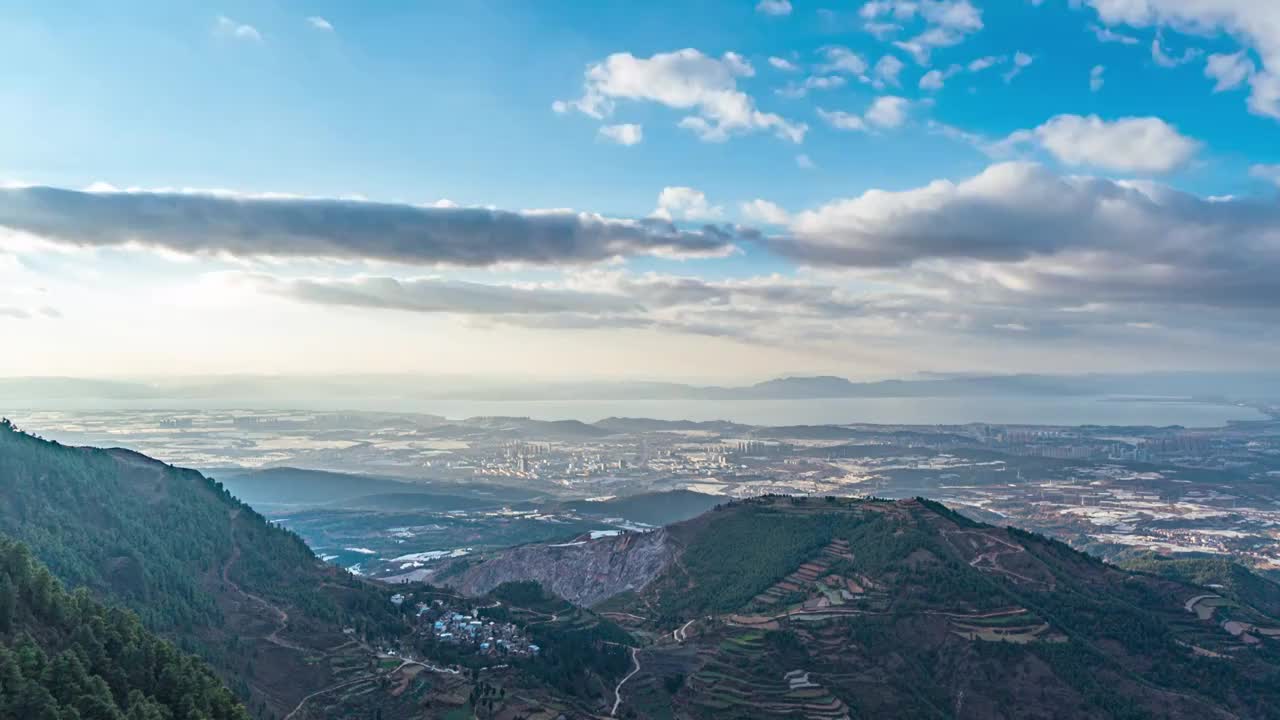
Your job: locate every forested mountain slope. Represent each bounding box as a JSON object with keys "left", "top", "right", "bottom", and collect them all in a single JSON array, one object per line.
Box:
[
  {"left": 0, "top": 536, "right": 249, "bottom": 720},
  {"left": 8, "top": 415, "right": 1280, "bottom": 719},
  {"left": 0, "top": 421, "right": 406, "bottom": 718},
  {"left": 440, "top": 495, "right": 1280, "bottom": 719}
]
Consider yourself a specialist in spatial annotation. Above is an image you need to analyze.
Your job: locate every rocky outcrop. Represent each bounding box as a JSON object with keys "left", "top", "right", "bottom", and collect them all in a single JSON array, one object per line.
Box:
[{"left": 440, "top": 529, "right": 676, "bottom": 606}]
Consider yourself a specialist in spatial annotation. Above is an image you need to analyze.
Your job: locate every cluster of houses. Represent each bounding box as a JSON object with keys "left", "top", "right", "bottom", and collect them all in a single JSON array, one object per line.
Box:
[{"left": 398, "top": 594, "right": 541, "bottom": 657}]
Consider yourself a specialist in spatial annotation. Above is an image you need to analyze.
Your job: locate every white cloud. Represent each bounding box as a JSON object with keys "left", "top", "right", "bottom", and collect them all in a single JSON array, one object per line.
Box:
[
  {"left": 214, "top": 16, "right": 261, "bottom": 42},
  {"left": 774, "top": 162, "right": 1280, "bottom": 321},
  {"left": 864, "top": 21, "right": 903, "bottom": 39},
  {"left": 1001, "top": 51, "right": 1034, "bottom": 82},
  {"left": 895, "top": 27, "right": 960, "bottom": 65},
  {"left": 247, "top": 274, "right": 640, "bottom": 317},
  {"left": 869, "top": 0, "right": 984, "bottom": 65},
  {"left": 865, "top": 96, "right": 912, "bottom": 128},
  {"left": 872, "top": 55, "right": 906, "bottom": 87},
  {"left": 1089, "top": 23, "right": 1139, "bottom": 45},
  {"left": 306, "top": 16, "right": 334, "bottom": 32},
  {"left": 1251, "top": 164, "right": 1280, "bottom": 187},
  {"left": 863, "top": 0, "right": 983, "bottom": 31},
  {"left": 741, "top": 199, "right": 791, "bottom": 225},
  {"left": 819, "top": 96, "right": 911, "bottom": 131},
  {"left": 1074, "top": 0, "right": 1280, "bottom": 119},
  {"left": 818, "top": 109, "right": 867, "bottom": 131},
  {"left": 796, "top": 154, "right": 816, "bottom": 169},
  {"left": 1008, "top": 114, "right": 1199, "bottom": 174},
  {"left": 756, "top": 0, "right": 793, "bottom": 16},
  {"left": 860, "top": 1, "right": 915, "bottom": 21},
  {"left": 557, "top": 49, "right": 807, "bottom": 143},
  {"left": 1151, "top": 34, "right": 1203, "bottom": 67},
  {"left": 653, "top": 187, "right": 724, "bottom": 221},
  {"left": 1205, "top": 50, "right": 1255, "bottom": 92},
  {"left": 240, "top": 269, "right": 935, "bottom": 349},
  {"left": 598, "top": 123, "right": 644, "bottom": 145},
  {"left": 768, "top": 56, "right": 800, "bottom": 71},
  {"left": 967, "top": 55, "right": 1002, "bottom": 72},
  {"left": 920, "top": 69, "right": 946, "bottom": 90},
  {"left": 817, "top": 46, "right": 870, "bottom": 76},
  {"left": 777, "top": 75, "right": 848, "bottom": 98},
  {"left": 919, "top": 64, "right": 962, "bottom": 90},
  {"left": 927, "top": 120, "right": 994, "bottom": 152},
  {"left": 1090, "top": 65, "right": 1106, "bottom": 92}
]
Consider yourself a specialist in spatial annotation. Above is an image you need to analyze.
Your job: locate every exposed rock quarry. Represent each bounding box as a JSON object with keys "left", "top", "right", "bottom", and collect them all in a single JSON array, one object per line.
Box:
[{"left": 440, "top": 529, "right": 675, "bottom": 606}]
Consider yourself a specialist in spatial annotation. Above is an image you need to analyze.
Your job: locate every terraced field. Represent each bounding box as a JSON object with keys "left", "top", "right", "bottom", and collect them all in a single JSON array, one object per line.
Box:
[
  {"left": 944, "top": 608, "right": 1063, "bottom": 643},
  {"left": 1179, "top": 593, "right": 1280, "bottom": 654},
  {"left": 681, "top": 631, "right": 851, "bottom": 720},
  {"left": 743, "top": 538, "right": 892, "bottom": 623}
]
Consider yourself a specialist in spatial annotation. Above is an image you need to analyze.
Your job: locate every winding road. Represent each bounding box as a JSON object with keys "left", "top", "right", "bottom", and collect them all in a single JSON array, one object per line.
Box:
[
  {"left": 611, "top": 647, "right": 641, "bottom": 718},
  {"left": 223, "top": 509, "right": 308, "bottom": 653}
]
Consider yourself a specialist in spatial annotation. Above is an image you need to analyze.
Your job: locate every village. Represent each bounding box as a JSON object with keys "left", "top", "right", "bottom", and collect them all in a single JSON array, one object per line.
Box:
[{"left": 392, "top": 591, "right": 542, "bottom": 659}]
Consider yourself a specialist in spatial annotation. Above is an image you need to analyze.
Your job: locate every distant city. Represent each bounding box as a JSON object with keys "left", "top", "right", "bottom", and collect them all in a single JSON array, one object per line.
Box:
[{"left": 13, "top": 404, "right": 1280, "bottom": 585}]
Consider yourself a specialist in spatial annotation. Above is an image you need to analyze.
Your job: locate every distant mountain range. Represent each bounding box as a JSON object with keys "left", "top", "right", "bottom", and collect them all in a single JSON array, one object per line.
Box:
[{"left": 3, "top": 371, "right": 1280, "bottom": 410}]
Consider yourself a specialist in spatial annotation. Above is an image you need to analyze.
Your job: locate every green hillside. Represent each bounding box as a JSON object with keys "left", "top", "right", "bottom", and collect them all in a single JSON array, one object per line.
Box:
[
  {"left": 492, "top": 495, "right": 1280, "bottom": 719},
  {"left": 562, "top": 490, "right": 723, "bottom": 527},
  {"left": 8, "top": 416, "right": 1280, "bottom": 720},
  {"left": 0, "top": 420, "right": 407, "bottom": 718},
  {"left": 1121, "top": 553, "right": 1280, "bottom": 617},
  {"left": 0, "top": 536, "right": 249, "bottom": 720}
]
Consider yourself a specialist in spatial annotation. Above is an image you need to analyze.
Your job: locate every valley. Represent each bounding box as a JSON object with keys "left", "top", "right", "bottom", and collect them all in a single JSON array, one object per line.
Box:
[{"left": 13, "top": 408, "right": 1280, "bottom": 586}]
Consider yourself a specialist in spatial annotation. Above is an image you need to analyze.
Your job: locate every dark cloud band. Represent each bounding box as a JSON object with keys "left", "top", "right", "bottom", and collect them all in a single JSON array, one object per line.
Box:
[{"left": 0, "top": 186, "right": 742, "bottom": 267}]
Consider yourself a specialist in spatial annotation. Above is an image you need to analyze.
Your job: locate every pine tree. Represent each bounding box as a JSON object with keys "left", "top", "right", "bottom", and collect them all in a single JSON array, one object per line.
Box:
[{"left": 0, "top": 572, "right": 15, "bottom": 633}]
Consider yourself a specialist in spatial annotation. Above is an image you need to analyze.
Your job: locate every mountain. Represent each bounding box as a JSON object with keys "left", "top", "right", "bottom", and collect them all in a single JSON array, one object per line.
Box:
[
  {"left": 8, "top": 418, "right": 1280, "bottom": 718},
  {"left": 0, "top": 421, "right": 646, "bottom": 720},
  {"left": 592, "top": 417, "right": 753, "bottom": 434},
  {"left": 213, "top": 466, "right": 549, "bottom": 511},
  {"left": 0, "top": 420, "right": 408, "bottom": 719},
  {"left": 213, "top": 466, "right": 431, "bottom": 508},
  {"left": 1121, "top": 554, "right": 1280, "bottom": 618},
  {"left": 7, "top": 371, "right": 1280, "bottom": 411},
  {"left": 433, "top": 495, "right": 1280, "bottom": 719},
  {"left": 0, "top": 536, "right": 249, "bottom": 720},
  {"left": 457, "top": 416, "right": 612, "bottom": 440},
  {"left": 562, "top": 490, "right": 724, "bottom": 527}
]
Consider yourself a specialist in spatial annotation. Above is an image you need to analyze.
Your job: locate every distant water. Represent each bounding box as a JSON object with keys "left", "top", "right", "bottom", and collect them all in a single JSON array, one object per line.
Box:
[{"left": 415, "top": 396, "right": 1266, "bottom": 428}]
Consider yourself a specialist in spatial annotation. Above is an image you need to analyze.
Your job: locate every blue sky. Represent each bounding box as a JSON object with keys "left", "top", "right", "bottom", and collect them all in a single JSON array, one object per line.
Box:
[{"left": 2, "top": 1, "right": 1280, "bottom": 380}]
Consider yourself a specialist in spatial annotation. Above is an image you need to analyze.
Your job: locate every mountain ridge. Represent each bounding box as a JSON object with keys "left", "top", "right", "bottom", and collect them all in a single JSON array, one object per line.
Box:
[
  {"left": 430, "top": 494, "right": 1280, "bottom": 719},
  {"left": 0, "top": 419, "right": 408, "bottom": 719},
  {"left": 6, "top": 370, "right": 1280, "bottom": 409}
]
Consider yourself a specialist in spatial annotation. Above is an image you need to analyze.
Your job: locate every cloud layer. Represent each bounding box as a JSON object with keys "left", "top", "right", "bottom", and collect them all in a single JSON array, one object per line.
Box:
[
  {"left": 777, "top": 162, "right": 1280, "bottom": 312},
  {"left": 0, "top": 186, "right": 744, "bottom": 267}
]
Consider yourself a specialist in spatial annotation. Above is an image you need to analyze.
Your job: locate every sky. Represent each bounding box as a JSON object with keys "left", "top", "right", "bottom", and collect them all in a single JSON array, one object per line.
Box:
[{"left": 2, "top": 0, "right": 1280, "bottom": 382}]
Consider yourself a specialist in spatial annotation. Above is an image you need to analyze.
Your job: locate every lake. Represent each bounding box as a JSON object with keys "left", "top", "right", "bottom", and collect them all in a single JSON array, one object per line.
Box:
[{"left": 412, "top": 396, "right": 1266, "bottom": 428}]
